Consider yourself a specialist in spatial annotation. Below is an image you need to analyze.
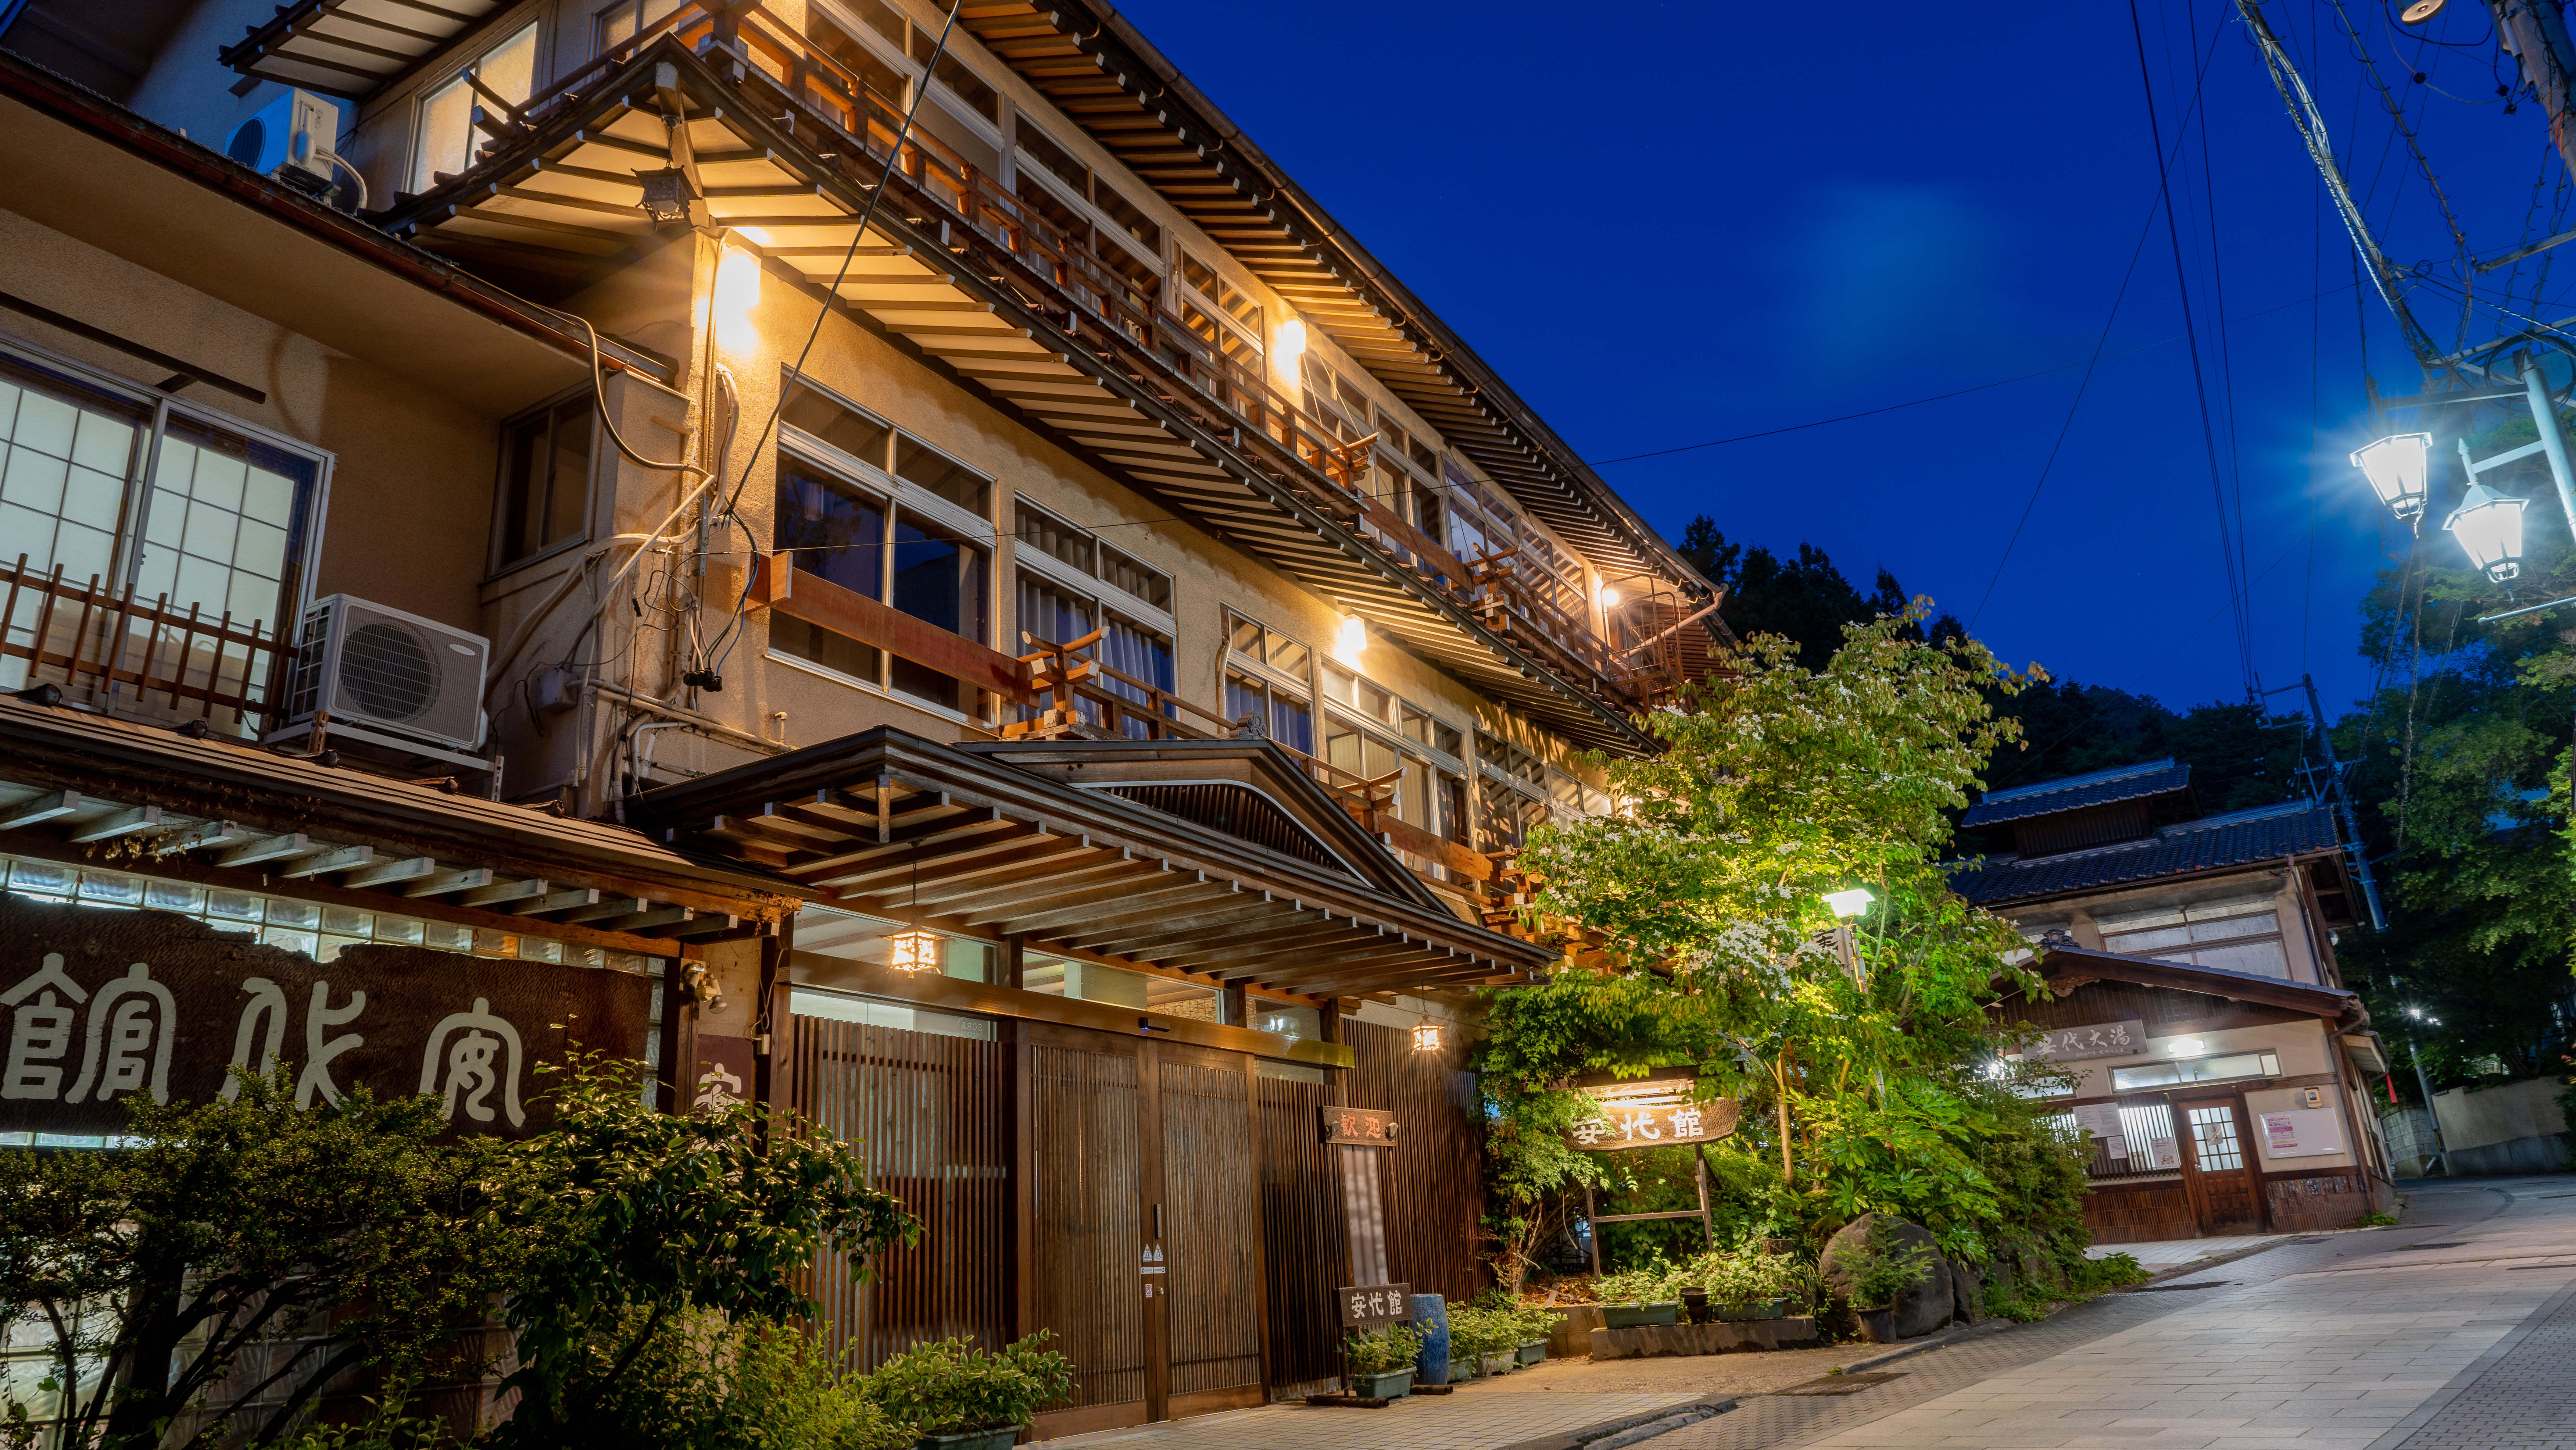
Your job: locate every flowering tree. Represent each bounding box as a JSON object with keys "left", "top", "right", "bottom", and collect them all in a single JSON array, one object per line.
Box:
[{"left": 1481, "top": 608, "right": 2086, "bottom": 1269}]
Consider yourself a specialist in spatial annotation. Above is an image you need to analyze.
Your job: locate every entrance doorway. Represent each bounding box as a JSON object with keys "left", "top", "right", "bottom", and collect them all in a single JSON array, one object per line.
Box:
[{"left": 2178, "top": 1097, "right": 2265, "bottom": 1234}]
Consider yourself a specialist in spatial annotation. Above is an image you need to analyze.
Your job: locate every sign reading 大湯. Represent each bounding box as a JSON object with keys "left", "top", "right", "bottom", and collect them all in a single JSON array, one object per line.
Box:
[{"left": 0, "top": 895, "right": 654, "bottom": 1138}]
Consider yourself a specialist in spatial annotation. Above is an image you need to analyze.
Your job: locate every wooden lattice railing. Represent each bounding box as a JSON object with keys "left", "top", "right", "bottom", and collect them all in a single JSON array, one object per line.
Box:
[{"left": 0, "top": 556, "right": 284, "bottom": 726}]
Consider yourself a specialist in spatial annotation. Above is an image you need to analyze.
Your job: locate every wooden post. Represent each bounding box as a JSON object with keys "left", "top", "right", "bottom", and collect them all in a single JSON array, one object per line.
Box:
[
  {"left": 1694, "top": 1143, "right": 1716, "bottom": 1250},
  {"left": 1585, "top": 1179, "right": 1602, "bottom": 1277}
]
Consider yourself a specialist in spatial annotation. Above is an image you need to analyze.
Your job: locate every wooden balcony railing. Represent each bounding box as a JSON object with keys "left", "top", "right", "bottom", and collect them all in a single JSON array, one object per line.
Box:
[{"left": 0, "top": 556, "right": 284, "bottom": 732}]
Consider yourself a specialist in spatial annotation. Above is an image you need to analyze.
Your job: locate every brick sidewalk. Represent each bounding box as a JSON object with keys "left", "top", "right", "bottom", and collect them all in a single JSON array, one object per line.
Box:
[
  {"left": 2366, "top": 1271, "right": 2576, "bottom": 1449},
  {"left": 1027, "top": 1390, "right": 1710, "bottom": 1449}
]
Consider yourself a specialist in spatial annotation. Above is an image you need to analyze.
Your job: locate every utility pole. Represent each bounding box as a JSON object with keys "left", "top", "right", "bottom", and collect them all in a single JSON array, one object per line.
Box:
[
  {"left": 2297, "top": 673, "right": 2387, "bottom": 932},
  {"left": 2484, "top": 0, "right": 2576, "bottom": 184}
]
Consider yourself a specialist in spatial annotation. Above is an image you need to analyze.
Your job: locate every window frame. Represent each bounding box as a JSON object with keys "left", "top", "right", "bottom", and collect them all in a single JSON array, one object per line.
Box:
[
  {"left": 409, "top": 16, "right": 543, "bottom": 194},
  {"left": 772, "top": 392, "right": 1000, "bottom": 723},
  {"left": 1010, "top": 495, "right": 1172, "bottom": 633},
  {"left": 0, "top": 335, "right": 333, "bottom": 674},
  {"left": 486, "top": 384, "right": 596, "bottom": 578}
]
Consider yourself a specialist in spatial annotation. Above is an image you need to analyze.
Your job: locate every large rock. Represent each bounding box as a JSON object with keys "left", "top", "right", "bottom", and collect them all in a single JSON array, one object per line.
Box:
[
  {"left": 1821, "top": 1214, "right": 1953, "bottom": 1341},
  {"left": 1950, "top": 1257, "right": 1986, "bottom": 1325}
]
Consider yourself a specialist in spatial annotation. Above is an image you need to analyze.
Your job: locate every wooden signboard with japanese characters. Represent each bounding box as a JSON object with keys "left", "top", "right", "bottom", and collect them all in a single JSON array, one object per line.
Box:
[
  {"left": 0, "top": 895, "right": 654, "bottom": 1139},
  {"left": 1567, "top": 1074, "right": 1739, "bottom": 1151},
  {"left": 1319, "top": 1105, "right": 1399, "bottom": 1147},
  {"left": 1335, "top": 1282, "right": 1413, "bottom": 1328},
  {"left": 2023, "top": 1020, "right": 2147, "bottom": 1062}
]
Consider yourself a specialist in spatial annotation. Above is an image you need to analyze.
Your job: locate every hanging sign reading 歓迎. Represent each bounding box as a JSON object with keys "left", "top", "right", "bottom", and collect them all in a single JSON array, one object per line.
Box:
[
  {"left": 1566, "top": 1075, "right": 1740, "bottom": 1151},
  {"left": 1320, "top": 1105, "right": 1399, "bottom": 1146},
  {"left": 2024, "top": 1021, "right": 2149, "bottom": 1062},
  {"left": 0, "top": 894, "right": 655, "bottom": 1139}
]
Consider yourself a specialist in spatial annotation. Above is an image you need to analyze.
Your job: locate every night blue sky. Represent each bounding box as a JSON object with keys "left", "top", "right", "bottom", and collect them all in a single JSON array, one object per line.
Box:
[{"left": 1112, "top": 0, "right": 2566, "bottom": 720}]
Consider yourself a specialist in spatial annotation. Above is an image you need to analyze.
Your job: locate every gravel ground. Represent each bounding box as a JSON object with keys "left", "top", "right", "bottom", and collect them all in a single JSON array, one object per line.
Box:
[{"left": 1445, "top": 1340, "right": 1896, "bottom": 1398}]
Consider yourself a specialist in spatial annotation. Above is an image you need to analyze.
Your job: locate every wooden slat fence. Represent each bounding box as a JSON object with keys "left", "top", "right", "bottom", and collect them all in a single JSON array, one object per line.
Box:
[{"left": 0, "top": 555, "right": 282, "bottom": 729}]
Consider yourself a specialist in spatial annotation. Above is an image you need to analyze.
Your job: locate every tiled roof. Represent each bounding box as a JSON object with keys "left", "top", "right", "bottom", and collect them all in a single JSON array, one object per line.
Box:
[
  {"left": 1960, "top": 758, "right": 2191, "bottom": 826},
  {"left": 1949, "top": 800, "right": 2340, "bottom": 904}
]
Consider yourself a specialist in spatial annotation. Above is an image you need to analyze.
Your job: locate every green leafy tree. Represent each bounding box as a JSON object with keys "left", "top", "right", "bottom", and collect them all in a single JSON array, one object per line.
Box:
[
  {"left": 486, "top": 1054, "right": 918, "bottom": 1446},
  {"left": 0, "top": 1071, "right": 523, "bottom": 1449},
  {"left": 1485, "top": 608, "right": 2083, "bottom": 1266}
]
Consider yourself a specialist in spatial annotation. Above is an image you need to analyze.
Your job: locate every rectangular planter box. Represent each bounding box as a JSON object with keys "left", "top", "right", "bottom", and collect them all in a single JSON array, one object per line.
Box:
[
  {"left": 1602, "top": 1301, "right": 1681, "bottom": 1328},
  {"left": 1353, "top": 1369, "right": 1413, "bottom": 1400},
  {"left": 1448, "top": 1357, "right": 1481, "bottom": 1384},
  {"left": 1716, "top": 1298, "right": 1790, "bottom": 1322},
  {"left": 1517, "top": 1339, "right": 1547, "bottom": 1366},
  {"left": 1480, "top": 1351, "right": 1513, "bottom": 1376},
  {"left": 918, "top": 1431, "right": 1018, "bottom": 1450},
  {"left": 1586, "top": 1317, "right": 1822, "bottom": 1361}
]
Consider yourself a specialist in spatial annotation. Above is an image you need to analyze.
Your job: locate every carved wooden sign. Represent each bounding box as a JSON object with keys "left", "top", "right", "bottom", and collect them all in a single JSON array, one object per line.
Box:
[
  {"left": 1335, "top": 1282, "right": 1413, "bottom": 1328},
  {"left": 2022, "top": 1020, "right": 2148, "bottom": 1062},
  {"left": 1568, "top": 1075, "right": 1739, "bottom": 1151},
  {"left": 1319, "top": 1105, "right": 1399, "bottom": 1147},
  {"left": 0, "top": 895, "right": 654, "bottom": 1139}
]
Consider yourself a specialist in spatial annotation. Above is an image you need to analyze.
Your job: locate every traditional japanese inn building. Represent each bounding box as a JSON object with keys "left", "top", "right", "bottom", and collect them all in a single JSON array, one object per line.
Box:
[
  {"left": 0, "top": 0, "right": 1728, "bottom": 1429},
  {"left": 1950, "top": 760, "right": 2398, "bottom": 1243}
]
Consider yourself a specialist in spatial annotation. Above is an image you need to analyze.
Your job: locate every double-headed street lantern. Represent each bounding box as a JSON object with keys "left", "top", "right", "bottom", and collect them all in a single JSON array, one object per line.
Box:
[
  {"left": 2352, "top": 433, "right": 2433, "bottom": 523},
  {"left": 2443, "top": 482, "right": 2529, "bottom": 582}
]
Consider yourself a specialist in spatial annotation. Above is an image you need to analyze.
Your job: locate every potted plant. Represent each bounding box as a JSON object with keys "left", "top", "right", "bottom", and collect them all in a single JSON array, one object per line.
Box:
[
  {"left": 1838, "top": 1220, "right": 1937, "bottom": 1343},
  {"left": 1594, "top": 1265, "right": 1681, "bottom": 1328},
  {"left": 1340, "top": 1323, "right": 1424, "bottom": 1400},
  {"left": 860, "top": 1332, "right": 1076, "bottom": 1450},
  {"left": 1445, "top": 1306, "right": 1513, "bottom": 1378},
  {"left": 1513, "top": 1304, "right": 1556, "bottom": 1365}
]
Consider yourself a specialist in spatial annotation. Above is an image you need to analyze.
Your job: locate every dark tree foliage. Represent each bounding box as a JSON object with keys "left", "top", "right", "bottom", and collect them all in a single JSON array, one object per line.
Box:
[
  {"left": 1976, "top": 681, "right": 2311, "bottom": 810},
  {"left": 1676, "top": 517, "right": 1961, "bottom": 671}
]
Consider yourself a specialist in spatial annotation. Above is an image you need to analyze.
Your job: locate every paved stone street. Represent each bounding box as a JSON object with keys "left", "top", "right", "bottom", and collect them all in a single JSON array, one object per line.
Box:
[{"left": 1032, "top": 1176, "right": 2576, "bottom": 1450}]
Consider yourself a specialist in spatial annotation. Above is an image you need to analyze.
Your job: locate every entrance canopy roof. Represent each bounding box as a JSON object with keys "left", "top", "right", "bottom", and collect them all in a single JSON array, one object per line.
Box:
[{"left": 627, "top": 728, "right": 1555, "bottom": 999}]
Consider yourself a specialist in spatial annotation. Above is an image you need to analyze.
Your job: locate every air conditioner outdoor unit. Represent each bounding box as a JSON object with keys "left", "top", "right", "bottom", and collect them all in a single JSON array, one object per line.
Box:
[
  {"left": 283, "top": 596, "right": 488, "bottom": 751},
  {"left": 223, "top": 88, "right": 345, "bottom": 196}
]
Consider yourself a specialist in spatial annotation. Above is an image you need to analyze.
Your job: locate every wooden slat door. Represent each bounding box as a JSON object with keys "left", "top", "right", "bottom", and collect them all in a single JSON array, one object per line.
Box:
[
  {"left": 2178, "top": 1096, "right": 2265, "bottom": 1234},
  {"left": 1029, "top": 1033, "right": 1151, "bottom": 1431},
  {"left": 1157, "top": 1048, "right": 1266, "bottom": 1415}
]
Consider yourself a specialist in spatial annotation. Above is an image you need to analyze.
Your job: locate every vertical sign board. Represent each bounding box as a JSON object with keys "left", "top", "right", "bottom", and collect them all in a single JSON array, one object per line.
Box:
[
  {"left": 0, "top": 895, "right": 655, "bottom": 1139},
  {"left": 1321, "top": 1106, "right": 1400, "bottom": 1324}
]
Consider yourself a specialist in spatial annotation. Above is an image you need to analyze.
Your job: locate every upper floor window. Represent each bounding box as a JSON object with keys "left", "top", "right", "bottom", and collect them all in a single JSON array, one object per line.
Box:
[
  {"left": 1223, "top": 609, "right": 1311, "bottom": 755},
  {"left": 1177, "top": 252, "right": 1262, "bottom": 369},
  {"left": 913, "top": 29, "right": 998, "bottom": 124},
  {"left": 1012, "top": 501, "right": 1173, "bottom": 738},
  {"left": 0, "top": 347, "right": 322, "bottom": 732},
  {"left": 773, "top": 385, "right": 994, "bottom": 719},
  {"left": 411, "top": 22, "right": 537, "bottom": 193},
  {"left": 493, "top": 392, "right": 593, "bottom": 571},
  {"left": 1320, "top": 663, "right": 1467, "bottom": 844},
  {"left": 2093, "top": 895, "right": 2290, "bottom": 979}
]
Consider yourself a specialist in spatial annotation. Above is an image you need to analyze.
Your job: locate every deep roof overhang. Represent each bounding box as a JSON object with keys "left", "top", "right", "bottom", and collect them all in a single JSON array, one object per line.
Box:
[
  {"left": 957, "top": 2, "right": 1714, "bottom": 601},
  {"left": 0, "top": 697, "right": 800, "bottom": 953},
  {"left": 219, "top": 0, "right": 512, "bottom": 100},
  {"left": 623, "top": 726, "right": 1555, "bottom": 997},
  {"left": 2030, "top": 945, "right": 2367, "bottom": 1028}
]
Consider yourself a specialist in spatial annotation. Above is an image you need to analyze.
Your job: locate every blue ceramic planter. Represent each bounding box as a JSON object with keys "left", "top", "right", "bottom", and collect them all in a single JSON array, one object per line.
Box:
[{"left": 1409, "top": 1293, "right": 1450, "bottom": 1385}]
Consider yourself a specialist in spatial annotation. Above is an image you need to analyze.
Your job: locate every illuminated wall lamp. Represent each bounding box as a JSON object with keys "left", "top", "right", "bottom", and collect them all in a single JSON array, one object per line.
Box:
[{"left": 2166, "top": 1037, "right": 2206, "bottom": 1058}]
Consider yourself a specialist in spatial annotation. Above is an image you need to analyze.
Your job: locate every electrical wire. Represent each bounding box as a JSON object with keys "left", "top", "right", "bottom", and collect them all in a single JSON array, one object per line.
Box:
[
  {"left": 2129, "top": 0, "right": 2260, "bottom": 701},
  {"left": 697, "top": 0, "right": 965, "bottom": 666}
]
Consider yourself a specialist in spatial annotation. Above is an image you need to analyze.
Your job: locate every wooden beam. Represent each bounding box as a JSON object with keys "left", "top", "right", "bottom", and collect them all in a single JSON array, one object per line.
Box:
[{"left": 768, "top": 561, "right": 1033, "bottom": 704}]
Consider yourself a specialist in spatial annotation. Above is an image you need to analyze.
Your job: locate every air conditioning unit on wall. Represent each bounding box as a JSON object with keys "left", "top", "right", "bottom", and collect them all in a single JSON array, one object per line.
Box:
[{"left": 282, "top": 595, "right": 488, "bottom": 751}]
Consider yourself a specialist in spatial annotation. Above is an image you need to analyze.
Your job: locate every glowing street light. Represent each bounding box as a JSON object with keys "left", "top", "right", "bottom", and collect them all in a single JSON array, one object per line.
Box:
[
  {"left": 2444, "top": 482, "right": 2528, "bottom": 581},
  {"left": 1822, "top": 887, "right": 1875, "bottom": 918},
  {"left": 2351, "top": 432, "right": 2432, "bottom": 523}
]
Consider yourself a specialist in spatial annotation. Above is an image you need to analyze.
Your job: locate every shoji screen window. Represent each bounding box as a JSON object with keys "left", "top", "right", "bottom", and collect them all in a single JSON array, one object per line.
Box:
[
  {"left": 0, "top": 348, "right": 321, "bottom": 729},
  {"left": 411, "top": 23, "right": 537, "bottom": 193}
]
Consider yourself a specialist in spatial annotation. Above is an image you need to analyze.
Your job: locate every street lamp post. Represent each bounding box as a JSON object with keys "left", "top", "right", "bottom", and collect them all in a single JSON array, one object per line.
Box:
[{"left": 2404, "top": 1004, "right": 2449, "bottom": 1176}]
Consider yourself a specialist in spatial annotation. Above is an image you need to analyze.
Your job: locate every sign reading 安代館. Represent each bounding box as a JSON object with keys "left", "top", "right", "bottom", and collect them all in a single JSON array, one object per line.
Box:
[
  {"left": 1336, "top": 1282, "right": 1413, "bottom": 1328},
  {"left": 0, "top": 894, "right": 654, "bottom": 1139},
  {"left": 1320, "top": 1105, "right": 1399, "bottom": 1147},
  {"left": 1567, "top": 1075, "right": 1739, "bottom": 1151},
  {"left": 2024, "top": 1020, "right": 2149, "bottom": 1062}
]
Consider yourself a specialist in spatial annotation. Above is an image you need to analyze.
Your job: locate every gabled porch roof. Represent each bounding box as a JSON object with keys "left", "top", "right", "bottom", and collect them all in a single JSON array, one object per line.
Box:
[{"left": 626, "top": 727, "right": 1554, "bottom": 999}]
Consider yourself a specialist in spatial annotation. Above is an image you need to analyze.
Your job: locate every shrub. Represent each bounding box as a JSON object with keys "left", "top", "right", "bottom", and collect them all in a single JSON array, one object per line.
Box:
[
  {"left": 1444, "top": 1307, "right": 1519, "bottom": 1360},
  {"left": 1593, "top": 1260, "right": 1673, "bottom": 1303},
  {"left": 1660, "top": 1247, "right": 1811, "bottom": 1306},
  {"left": 860, "top": 1332, "right": 1076, "bottom": 1435},
  {"left": 2064, "top": 1251, "right": 2149, "bottom": 1294},
  {"left": 1341, "top": 1324, "right": 1425, "bottom": 1376},
  {"left": 1840, "top": 1219, "right": 1938, "bottom": 1309}
]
